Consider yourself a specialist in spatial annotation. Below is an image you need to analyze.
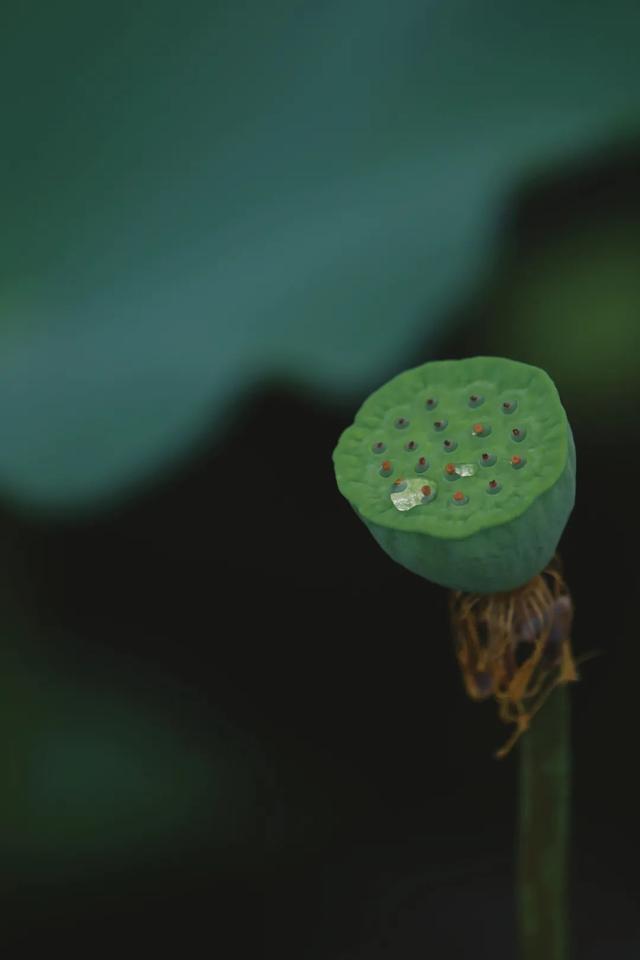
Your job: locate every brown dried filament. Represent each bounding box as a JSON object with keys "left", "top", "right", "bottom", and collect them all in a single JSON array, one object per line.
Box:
[{"left": 449, "top": 556, "right": 578, "bottom": 759}]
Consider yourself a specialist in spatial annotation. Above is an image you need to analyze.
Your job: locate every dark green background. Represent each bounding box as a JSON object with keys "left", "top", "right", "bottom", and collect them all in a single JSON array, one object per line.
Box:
[{"left": 2, "top": 2, "right": 640, "bottom": 955}]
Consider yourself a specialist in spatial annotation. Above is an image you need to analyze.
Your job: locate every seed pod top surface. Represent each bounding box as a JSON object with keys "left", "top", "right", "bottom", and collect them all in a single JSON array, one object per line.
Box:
[{"left": 333, "top": 356, "right": 575, "bottom": 593}]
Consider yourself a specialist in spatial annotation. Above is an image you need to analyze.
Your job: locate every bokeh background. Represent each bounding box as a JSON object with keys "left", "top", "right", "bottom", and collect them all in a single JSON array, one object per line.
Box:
[{"left": 3, "top": 2, "right": 640, "bottom": 955}]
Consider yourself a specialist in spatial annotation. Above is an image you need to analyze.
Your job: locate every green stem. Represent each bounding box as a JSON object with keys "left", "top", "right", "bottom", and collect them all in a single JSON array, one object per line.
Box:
[{"left": 517, "top": 684, "right": 571, "bottom": 960}]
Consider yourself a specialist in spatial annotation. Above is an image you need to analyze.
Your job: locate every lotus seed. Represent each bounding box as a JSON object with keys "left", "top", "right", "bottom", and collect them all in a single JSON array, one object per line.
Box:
[{"left": 333, "top": 356, "right": 575, "bottom": 593}]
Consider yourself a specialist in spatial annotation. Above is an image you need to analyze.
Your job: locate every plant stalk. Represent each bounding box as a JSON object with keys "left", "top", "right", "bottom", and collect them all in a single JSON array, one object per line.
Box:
[{"left": 517, "top": 684, "right": 571, "bottom": 959}]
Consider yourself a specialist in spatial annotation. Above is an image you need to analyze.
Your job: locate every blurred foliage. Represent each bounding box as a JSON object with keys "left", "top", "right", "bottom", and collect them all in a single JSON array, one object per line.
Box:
[
  {"left": 0, "top": 626, "right": 260, "bottom": 881},
  {"left": 489, "top": 219, "right": 640, "bottom": 418},
  {"left": 3, "top": 1, "right": 640, "bottom": 508}
]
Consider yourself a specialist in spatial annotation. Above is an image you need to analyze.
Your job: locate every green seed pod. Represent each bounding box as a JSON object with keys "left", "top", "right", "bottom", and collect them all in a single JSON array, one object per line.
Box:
[{"left": 333, "top": 356, "right": 576, "bottom": 593}]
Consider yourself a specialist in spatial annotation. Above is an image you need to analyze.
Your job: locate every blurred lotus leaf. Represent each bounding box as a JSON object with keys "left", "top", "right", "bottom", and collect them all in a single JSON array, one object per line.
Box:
[{"left": 2, "top": 1, "right": 640, "bottom": 507}]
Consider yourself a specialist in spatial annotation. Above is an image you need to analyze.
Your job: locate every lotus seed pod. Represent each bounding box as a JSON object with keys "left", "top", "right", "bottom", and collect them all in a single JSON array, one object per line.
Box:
[{"left": 333, "top": 356, "right": 576, "bottom": 593}]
